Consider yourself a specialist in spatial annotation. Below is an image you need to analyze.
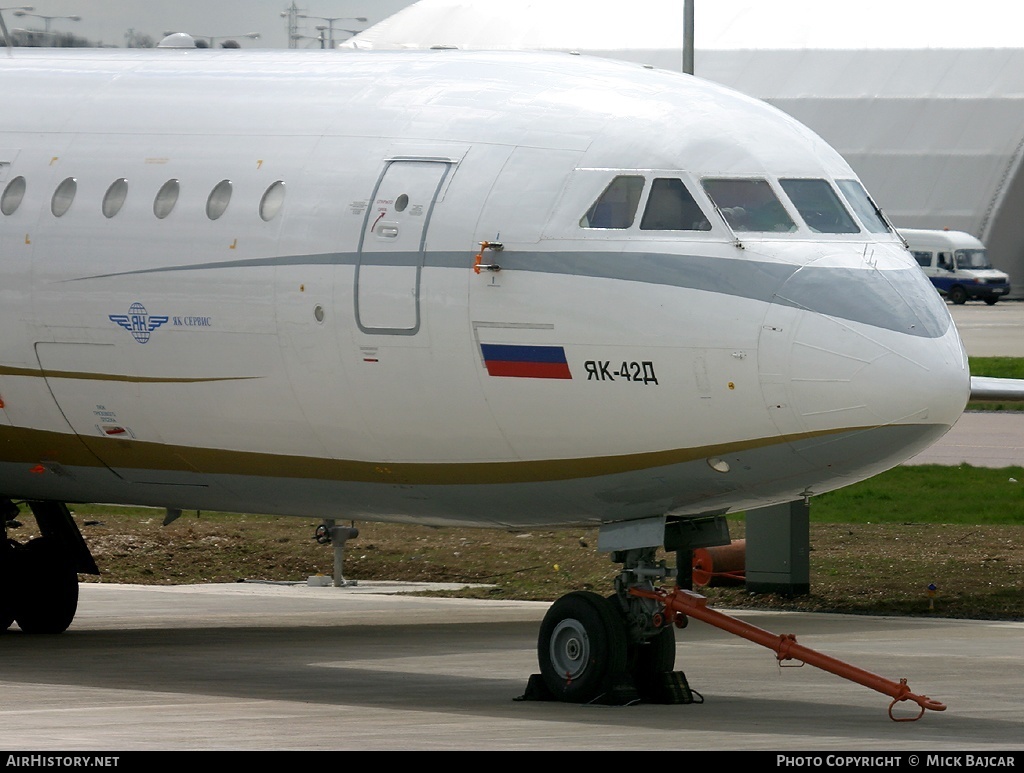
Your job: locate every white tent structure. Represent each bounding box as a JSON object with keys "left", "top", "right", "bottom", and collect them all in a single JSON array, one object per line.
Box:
[{"left": 347, "top": 0, "right": 1024, "bottom": 296}]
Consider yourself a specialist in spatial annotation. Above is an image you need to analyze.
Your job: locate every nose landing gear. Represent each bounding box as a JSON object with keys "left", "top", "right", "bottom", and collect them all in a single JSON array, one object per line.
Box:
[{"left": 523, "top": 544, "right": 701, "bottom": 706}]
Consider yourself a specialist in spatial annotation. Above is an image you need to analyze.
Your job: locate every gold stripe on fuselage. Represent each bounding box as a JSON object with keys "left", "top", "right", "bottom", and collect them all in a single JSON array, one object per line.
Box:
[
  {"left": 0, "top": 364, "right": 259, "bottom": 384},
  {"left": 0, "top": 423, "right": 873, "bottom": 486}
]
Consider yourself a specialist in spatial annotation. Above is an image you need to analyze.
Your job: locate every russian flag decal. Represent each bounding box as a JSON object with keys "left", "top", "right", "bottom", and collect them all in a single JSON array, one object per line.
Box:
[{"left": 480, "top": 344, "right": 572, "bottom": 379}]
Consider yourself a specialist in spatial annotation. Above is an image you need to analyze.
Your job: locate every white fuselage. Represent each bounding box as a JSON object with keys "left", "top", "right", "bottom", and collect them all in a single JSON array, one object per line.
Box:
[{"left": 0, "top": 49, "right": 969, "bottom": 527}]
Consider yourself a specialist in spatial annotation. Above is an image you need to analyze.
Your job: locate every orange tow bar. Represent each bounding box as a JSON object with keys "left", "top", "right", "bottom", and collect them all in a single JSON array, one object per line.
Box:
[{"left": 631, "top": 586, "right": 947, "bottom": 721}]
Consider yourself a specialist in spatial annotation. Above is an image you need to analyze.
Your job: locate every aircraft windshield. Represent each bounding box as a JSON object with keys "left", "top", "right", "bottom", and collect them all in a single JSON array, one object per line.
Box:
[
  {"left": 955, "top": 249, "right": 993, "bottom": 270},
  {"left": 702, "top": 178, "right": 796, "bottom": 233},
  {"left": 580, "top": 175, "right": 644, "bottom": 229},
  {"left": 779, "top": 178, "right": 859, "bottom": 234},
  {"left": 836, "top": 179, "right": 890, "bottom": 234},
  {"left": 640, "top": 178, "right": 711, "bottom": 231}
]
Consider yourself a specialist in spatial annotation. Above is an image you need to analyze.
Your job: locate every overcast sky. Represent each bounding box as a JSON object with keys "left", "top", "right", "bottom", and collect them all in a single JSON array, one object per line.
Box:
[
  {"left": 5, "top": 1, "right": 1024, "bottom": 49},
  {"left": 1, "top": 0, "right": 415, "bottom": 47}
]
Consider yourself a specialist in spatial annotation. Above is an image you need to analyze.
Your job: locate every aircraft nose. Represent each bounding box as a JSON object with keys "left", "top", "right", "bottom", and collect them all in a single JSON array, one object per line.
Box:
[{"left": 758, "top": 253, "right": 970, "bottom": 478}]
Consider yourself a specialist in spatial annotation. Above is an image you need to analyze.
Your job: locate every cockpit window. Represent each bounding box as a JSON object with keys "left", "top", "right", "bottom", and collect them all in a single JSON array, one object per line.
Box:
[
  {"left": 836, "top": 179, "right": 891, "bottom": 234},
  {"left": 701, "top": 178, "right": 796, "bottom": 233},
  {"left": 779, "top": 178, "right": 859, "bottom": 234},
  {"left": 580, "top": 175, "right": 644, "bottom": 229},
  {"left": 640, "top": 178, "right": 711, "bottom": 231}
]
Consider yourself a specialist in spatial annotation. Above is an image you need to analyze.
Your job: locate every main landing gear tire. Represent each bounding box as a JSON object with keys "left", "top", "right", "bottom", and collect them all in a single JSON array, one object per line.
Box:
[
  {"left": 11, "top": 538, "right": 78, "bottom": 634},
  {"left": 949, "top": 286, "right": 968, "bottom": 305},
  {"left": 538, "top": 591, "right": 627, "bottom": 703}
]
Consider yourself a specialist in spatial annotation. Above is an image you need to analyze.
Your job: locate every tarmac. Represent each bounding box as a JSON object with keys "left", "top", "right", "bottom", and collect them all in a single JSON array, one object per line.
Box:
[
  {"left": 2, "top": 302, "right": 1022, "bottom": 752},
  {"left": 2, "top": 582, "right": 1022, "bottom": 751},
  {"left": 947, "top": 300, "right": 1024, "bottom": 358}
]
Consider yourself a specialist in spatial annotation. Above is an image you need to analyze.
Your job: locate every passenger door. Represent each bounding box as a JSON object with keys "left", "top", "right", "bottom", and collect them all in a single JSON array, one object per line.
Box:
[{"left": 355, "top": 160, "right": 450, "bottom": 335}]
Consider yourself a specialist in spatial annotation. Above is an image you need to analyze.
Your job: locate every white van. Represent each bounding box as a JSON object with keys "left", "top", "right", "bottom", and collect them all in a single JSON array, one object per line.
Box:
[{"left": 900, "top": 228, "right": 1011, "bottom": 305}]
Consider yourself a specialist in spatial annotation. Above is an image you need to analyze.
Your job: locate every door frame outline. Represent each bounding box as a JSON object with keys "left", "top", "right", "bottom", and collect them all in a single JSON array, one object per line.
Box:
[{"left": 354, "top": 158, "right": 452, "bottom": 336}]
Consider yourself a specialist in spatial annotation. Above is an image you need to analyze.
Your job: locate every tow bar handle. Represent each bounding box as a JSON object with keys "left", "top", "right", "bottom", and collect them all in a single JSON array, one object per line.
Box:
[{"left": 631, "top": 586, "right": 947, "bottom": 721}]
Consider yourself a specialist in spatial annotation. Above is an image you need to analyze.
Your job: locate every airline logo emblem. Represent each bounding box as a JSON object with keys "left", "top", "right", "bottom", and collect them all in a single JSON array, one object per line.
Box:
[
  {"left": 480, "top": 344, "right": 572, "bottom": 379},
  {"left": 108, "top": 302, "right": 169, "bottom": 344}
]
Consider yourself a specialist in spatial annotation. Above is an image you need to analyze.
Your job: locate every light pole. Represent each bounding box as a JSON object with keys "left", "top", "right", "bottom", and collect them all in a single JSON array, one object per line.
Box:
[
  {"left": 289, "top": 32, "right": 326, "bottom": 49},
  {"left": 0, "top": 6, "right": 32, "bottom": 50},
  {"left": 683, "top": 0, "right": 694, "bottom": 75},
  {"left": 13, "top": 9, "right": 77, "bottom": 33},
  {"left": 13, "top": 9, "right": 79, "bottom": 44},
  {"left": 281, "top": 2, "right": 301, "bottom": 50},
  {"left": 297, "top": 14, "right": 365, "bottom": 49}
]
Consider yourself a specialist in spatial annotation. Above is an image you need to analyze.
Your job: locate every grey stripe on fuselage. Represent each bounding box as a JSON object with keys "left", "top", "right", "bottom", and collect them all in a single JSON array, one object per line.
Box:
[{"left": 70, "top": 249, "right": 949, "bottom": 338}]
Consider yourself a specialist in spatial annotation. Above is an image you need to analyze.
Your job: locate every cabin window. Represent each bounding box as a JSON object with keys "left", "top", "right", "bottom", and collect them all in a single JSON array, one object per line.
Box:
[
  {"left": 580, "top": 175, "right": 644, "bottom": 229},
  {"left": 779, "top": 178, "right": 859, "bottom": 234},
  {"left": 911, "top": 251, "right": 933, "bottom": 268},
  {"left": 102, "top": 178, "right": 128, "bottom": 219},
  {"left": 836, "top": 179, "right": 890, "bottom": 234},
  {"left": 206, "top": 179, "right": 233, "bottom": 220},
  {"left": 701, "top": 178, "right": 796, "bottom": 233},
  {"left": 0, "top": 176, "right": 26, "bottom": 216},
  {"left": 51, "top": 177, "right": 77, "bottom": 217},
  {"left": 154, "top": 179, "right": 180, "bottom": 219},
  {"left": 259, "top": 180, "right": 286, "bottom": 222},
  {"left": 640, "top": 178, "right": 711, "bottom": 231}
]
